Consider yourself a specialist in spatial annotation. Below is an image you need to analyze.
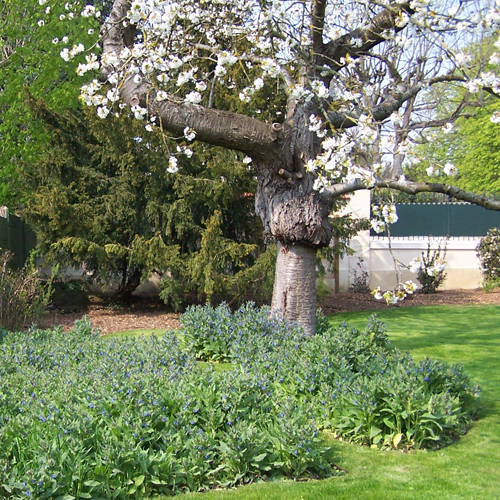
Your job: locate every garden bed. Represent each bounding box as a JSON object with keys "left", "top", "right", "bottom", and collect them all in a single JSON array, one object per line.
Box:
[{"left": 39, "top": 288, "right": 500, "bottom": 334}]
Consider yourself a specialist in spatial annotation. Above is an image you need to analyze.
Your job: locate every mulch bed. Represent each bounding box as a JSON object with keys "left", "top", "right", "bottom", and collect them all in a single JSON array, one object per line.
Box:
[
  {"left": 318, "top": 288, "right": 500, "bottom": 314},
  {"left": 39, "top": 288, "right": 500, "bottom": 334}
]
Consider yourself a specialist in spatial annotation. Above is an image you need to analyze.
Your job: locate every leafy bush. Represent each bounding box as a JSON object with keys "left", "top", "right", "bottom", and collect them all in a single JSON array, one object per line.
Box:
[
  {"left": 180, "top": 302, "right": 306, "bottom": 362},
  {"left": 0, "top": 307, "right": 481, "bottom": 498},
  {"left": 0, "top": 319, "right": 332, "bottom": 499},
  {"left": 181, "top": 305, "right": 480, "bottom": 450},
  {"left": 0, "top": 250, "right": 53, "bottom": 331},
  {"left": 409, "top": 241, "right": 447, "bottom": 293},
  {"left": 476, "top": 227, "right": 500, "bottom": 287}
]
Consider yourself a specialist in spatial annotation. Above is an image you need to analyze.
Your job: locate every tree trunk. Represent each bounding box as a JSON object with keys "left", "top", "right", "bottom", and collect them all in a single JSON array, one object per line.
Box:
[
  {"left": 271, "top": 241, "right": 317, "bottom": 335},
  {"left": 254, "top": 103, "right": 332, "bottom": 335}
]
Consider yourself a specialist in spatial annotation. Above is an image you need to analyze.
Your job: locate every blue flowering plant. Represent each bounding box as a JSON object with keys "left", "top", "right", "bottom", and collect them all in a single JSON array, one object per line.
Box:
[{"left": 0, "top": 304, "right": 480, "bottom": 498}]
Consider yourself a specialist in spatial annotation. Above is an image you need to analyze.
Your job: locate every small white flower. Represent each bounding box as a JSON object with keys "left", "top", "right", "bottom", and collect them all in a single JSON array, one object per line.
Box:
[
  {"left": 82, "top": 5, "right": 96, "bottom": 18},
  {"left": 195, "top": 81, "right": 207, "bottom": 92},
  {"left": 131, "top": 105, "right": 147, "bottom": 120},
  {"left": 443, "top": 162, "right": 457, "bottom": 176},
  {"left": 97, "top": 106, "right": 110, "bottom": 119},
  {"left": 184, "top": 91, "right": 202, "bottom": 104},
  {"left": 409, "top": 258, "right": 421, "bottom": 274},
  {"left": 156, "top": 90, "right": 168, "bottom": 101},
  {"left": 76, "top": 63, "right": 88, "bottom": 76},
  {"left": 403, "top": 280, "right": 417, "bottom": 294},
  {"left": 371, "top": 220, "right": 385, "bottom": 233},
  {"left": 106, "top": 89, "right": 120, "bottom": 102},
  {"left": 383, "top": 290, "right": 399, "bottom": 305},
  {"left": 371, "top": 287, "right": 383, "bottom": 301},
  {"left": 242, "top": 156, "right": 252, "bottom": 164},
  {"left": 183, "top": 126, "right": 196, "bottom": 141},
  {"left": 167, "top": 156, "right": 178, "bottom": 174},
  {"left": 253, "top": 77, "right": 264, "bottom": 90},
  {"left": 490, "top": 111, "right": 500, "bottom": 124},
  {"left": 442, "top": 123, "right": 454, "bottom": 134},
  {"left": 60, "top": 48, "right": 70, "bottom": 61}
]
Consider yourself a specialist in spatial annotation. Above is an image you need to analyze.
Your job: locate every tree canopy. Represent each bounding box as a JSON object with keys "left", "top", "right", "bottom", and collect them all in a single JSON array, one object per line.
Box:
[
  {"left": 37, "top": 0, "right": 500, "bottom": 332},
  {"left": 0, "top": 0, "right": 105, "bottom": 207},
  {"left": 23, "top": 95, "right": 274, "bottom": 305}
]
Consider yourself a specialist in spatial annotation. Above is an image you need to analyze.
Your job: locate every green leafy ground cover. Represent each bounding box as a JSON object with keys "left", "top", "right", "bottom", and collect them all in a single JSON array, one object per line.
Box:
[
  {"left": 1, "top": 304, "right": 493, "bottom": 498},
  {"left": 175, "top": 304, "right": 500, "bottom": 500}
]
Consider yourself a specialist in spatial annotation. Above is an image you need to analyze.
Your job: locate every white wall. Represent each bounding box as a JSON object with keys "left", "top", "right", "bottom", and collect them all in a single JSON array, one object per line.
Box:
[
  {"left": 323, "top": 191, "right": 484, "bottom": 291},
  {"left": 369, "top": 236, "right": 482, "bottom": 290}
]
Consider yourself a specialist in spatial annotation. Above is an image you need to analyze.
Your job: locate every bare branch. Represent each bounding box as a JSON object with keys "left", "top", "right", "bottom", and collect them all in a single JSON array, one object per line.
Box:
[
  {"left": 325, "top": 179, "right": 500, "bottom": 210},
  {"left": 327, "top": 71, "right": 472, "bottom": 130},
  {"left": 321, "top": 2, "right": 414, "bottom": 70},
  {"left": 327, "top": 83, "right": 423, "bottom": 129},
  {"left": 407, "top": 97, "right": 470, "bottom": 131}
]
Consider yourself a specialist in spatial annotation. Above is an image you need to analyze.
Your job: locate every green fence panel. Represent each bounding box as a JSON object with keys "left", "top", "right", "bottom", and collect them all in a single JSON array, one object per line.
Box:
[
  {"left": 372, "top": 203, "right": 500, "bottom": 237},
  {"left": 0, "top": 217, "right": 8, "bottom": 251},
  {"left": 0, "top": 213, "right": 36, "bottom": 268}
]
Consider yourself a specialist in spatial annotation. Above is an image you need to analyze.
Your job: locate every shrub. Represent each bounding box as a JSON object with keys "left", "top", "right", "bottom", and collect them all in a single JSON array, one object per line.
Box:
[
  {"left": 0, "top": 250, "right": 53, "bottom": 331},
  {"left": 476, "top": 227, "right": 500, "bottom": 287},
  {"left": 179, "top": 302, "right": 306, "bottom": 362},
  {"left": 0, "top": 323, "right": 332, "bottom": 498},
  {"left": 0, "top": 306, "right": 481, "bottom": 497},
  {"left": 179, "top": 304, "right": 480, "bottom": 450},
  {"left": 348, "top": 258, "right": 371, "bottom": 293},
  {"left": 409, "top": 240, "right": 447, "bottom": 293}
]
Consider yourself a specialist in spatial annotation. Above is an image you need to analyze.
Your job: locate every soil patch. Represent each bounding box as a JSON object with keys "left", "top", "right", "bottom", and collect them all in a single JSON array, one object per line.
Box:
[
  {"left": 40, "top": 288, "right": 500, "bottom": 334},
  {"left": 319, "top": 288, "right": 500, "bottom": 314},
  {"left": 40, "top": 305, "right": 181, "bottom": 334}
]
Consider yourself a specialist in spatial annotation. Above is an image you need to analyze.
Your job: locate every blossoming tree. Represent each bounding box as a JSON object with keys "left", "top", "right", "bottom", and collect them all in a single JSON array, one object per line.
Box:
[{"left": 58, "top": 0, "right": 500, "bottom": 333}]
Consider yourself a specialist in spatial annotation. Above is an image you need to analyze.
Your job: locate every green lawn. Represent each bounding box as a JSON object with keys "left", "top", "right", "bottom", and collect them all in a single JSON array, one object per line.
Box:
[{"left": 161, "top": 304, "right": 500, "bottom": 500}]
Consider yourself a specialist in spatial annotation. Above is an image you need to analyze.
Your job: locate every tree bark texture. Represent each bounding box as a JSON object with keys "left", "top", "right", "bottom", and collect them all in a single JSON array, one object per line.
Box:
[{"left": 272, "top": 241, "right": 317, "bottom": 335}]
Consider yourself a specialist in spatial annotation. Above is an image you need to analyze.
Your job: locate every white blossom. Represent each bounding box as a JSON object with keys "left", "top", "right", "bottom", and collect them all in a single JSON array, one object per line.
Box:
[
  {"left": 183, "top": 127, "right": 196, "bottom": 141},
  {"left": 156, "top": 90, "right": 168, "bottom": 101},
  {"left": 443, "top": 162, "right": 457, "bottom": 176},
  {"left": 490, "top": 111, "right": 500, "bottom": 124},
  {"left": 97, "top": 106, "right": 110, "bottom": 119},
  {"left": 184, "top": 91, "right": 202, "bottom": 104},
  {"left": 167, "top": 156, "right": 178, "bottom": 174},
  {"left": 253, "top": 78, "right": 264, "bottom": 90}
]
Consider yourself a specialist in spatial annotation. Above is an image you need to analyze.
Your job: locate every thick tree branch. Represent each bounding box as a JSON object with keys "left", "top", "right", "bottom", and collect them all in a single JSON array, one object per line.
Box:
[
  {"left": 324, "top": 179, "right": 500, "bottom": 210},
  {"left": 100, "top": 0, "right": 135, "bottom": 77},
  {"left": 321, "top": 2, "right": 414, "bottom": 70},
  {"left": 100, "top": 0, "right": 283, "bottom": 161},
  {"left": 311, "top": 0, "right": 327, "bottom": 64}
]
